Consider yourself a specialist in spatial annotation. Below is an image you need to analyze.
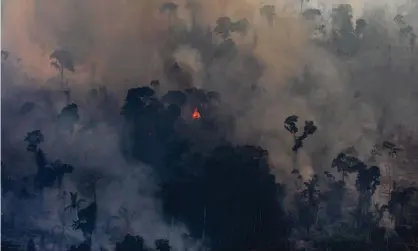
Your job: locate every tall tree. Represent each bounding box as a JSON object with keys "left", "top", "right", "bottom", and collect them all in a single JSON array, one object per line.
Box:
[
  {"left": 50, "top": 49, "right": 75, "bottom": 103},
  {"left": 386, "top": 183, "right": 417, "bottom": 226}
]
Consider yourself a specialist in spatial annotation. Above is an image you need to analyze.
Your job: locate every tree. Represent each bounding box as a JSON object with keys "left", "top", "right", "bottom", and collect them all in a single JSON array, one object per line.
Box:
[
  {"left": 67, "top": 241, "right": 91, "bottom": 251},
  {"left": 121, "top": 86, "right": 156, "bottom": 120},
  {"left": 355, "top": 18, "right": 367, "bottom": 37},
  {"left": 386, "top": 183, "right": 417, "bottom": 226},
  {"left": 24, "top": 130, "right": 44, "bottom": 152},
  {"left": 26, "top": 239, "right": 36, "bottom": 251},
  {"left": 161, "top": 90, "right": 188, "bottom": 106},
  {"left": 331, "top": 152, "right": 362, "bottom": 182},
  {"left": 65, "top": 192, "right": 86, "bottom": 212},
  {"left": 330, "top": 4, "right": 360, "bottom": 55},
  {"left": 284, "top": 116, "right": 317, "bottom": 152},
  {"left": 354, "top": 164, "right": 381, "bottom": 228},
  {"left": 57, "top": 103, "right": 80, "bottom": 133},
  {"left": 161, "top": 144, "right": 289, "bottom": 251},
  {"left": 284, "top": 115, "right": 317, "bottom": 174},
  {"left": 331, "top": 4, "right": 354, "bottom": 36},
  {"left": 214, "top": 17, "right": 249, "bottom": 40},
  {"left": 50, "top": 49, "right": 75, "bottom": 96},
  {"left": 260, "top": 5, "right": 276, "bottom": 26},
  {"left": 115, "top": 234, "right": 146, "bottom": 251},
  {"left": 72, "top": 171, "right": 100, "bottom": 243},
  {"left": 24, "top": 130, "right": 73, "bottom": 190},
  {"left": 72, "top": 200, "right": 97, "bottom": 242},
  {"left": 323, "top": 171, "right": 345, "bottom": 222},
  {"left": 155, "top": 239, "right": 171, "bottom": 251},
  {"left": 296, "top": 175, "right": 321, "bottom": 235}
]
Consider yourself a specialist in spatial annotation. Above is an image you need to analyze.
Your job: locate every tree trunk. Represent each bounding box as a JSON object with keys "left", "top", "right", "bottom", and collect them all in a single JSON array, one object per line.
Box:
[{"left": 293, "top": 134, "right": 299, "bottom": 172}]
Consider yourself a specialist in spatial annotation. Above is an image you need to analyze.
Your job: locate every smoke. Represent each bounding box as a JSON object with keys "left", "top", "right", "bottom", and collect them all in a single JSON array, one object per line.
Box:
[
  {"left": 3, "top": 0, "right": 418, "bottom": 248},
  {"left": 0, "top": 93, "right": 198, "bottom": 250},
  {"left": 4, "top": 0, "right": 418, "bottom": 168}
]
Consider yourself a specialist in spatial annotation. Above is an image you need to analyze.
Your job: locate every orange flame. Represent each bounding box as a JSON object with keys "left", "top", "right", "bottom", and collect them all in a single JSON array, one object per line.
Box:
[{"left": 192, "top": 107, "right": 201, "bottom": 120}]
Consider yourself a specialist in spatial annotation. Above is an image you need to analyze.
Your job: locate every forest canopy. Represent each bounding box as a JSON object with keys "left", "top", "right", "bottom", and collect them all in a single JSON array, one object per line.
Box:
[{"left": 2, "top": 1, "right": 418, "bottom": 251}]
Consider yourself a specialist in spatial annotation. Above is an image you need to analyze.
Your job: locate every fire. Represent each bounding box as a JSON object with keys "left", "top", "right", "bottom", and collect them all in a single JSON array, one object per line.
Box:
[{"left": 192, "top": 107, "right": 201, "bottom": 120}]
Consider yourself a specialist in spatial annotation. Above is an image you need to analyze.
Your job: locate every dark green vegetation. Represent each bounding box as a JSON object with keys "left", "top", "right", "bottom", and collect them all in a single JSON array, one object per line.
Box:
[{"left": 2, "top": 2, "right": 418, "bottom": 251}]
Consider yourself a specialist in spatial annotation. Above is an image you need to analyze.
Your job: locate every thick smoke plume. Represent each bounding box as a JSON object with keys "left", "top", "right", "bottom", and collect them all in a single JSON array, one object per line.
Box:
[{"left": 2, "top": 0, "right": 418, "bottom": 249}]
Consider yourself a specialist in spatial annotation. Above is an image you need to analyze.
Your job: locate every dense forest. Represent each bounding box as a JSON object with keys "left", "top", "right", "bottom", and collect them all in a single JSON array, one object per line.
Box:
[{"left": 2, "top": 1, "right": 418, "bottom": 251}]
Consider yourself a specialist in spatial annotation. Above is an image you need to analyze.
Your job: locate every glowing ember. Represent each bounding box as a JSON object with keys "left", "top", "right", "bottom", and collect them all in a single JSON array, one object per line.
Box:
[{"left": 192, "top": 107, "right": 201, "bottom": 120}]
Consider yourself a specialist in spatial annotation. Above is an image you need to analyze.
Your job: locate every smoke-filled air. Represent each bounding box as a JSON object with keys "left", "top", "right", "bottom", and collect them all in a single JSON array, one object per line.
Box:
[{"left": 2, "top": 0, "right": 418, "bottom": 250}]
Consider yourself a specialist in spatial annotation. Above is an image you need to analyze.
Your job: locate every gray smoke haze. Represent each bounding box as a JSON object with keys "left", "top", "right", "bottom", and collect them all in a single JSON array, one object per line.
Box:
[
  {"left": 1, "top": 89, "right": 197, "bottom": 250},
  {"left": 2, "top": 0, "right": 418, "bottom": 249}
]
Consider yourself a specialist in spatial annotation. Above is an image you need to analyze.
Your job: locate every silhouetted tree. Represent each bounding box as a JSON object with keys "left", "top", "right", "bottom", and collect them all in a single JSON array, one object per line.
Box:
[
  {"left": 24, "top": 130, "right": 44, "bottom": 152},
  {"left": 155, "top": 239, "right": 171, "bottom": 251},
  {"left": 26, "top": 239, "right": 36, "bottom": 251},
  {"left": 57, "top": 103, "right": 80, "bottom": 133},
  {"left": 354, "top": 164, "right": 381, "bottom": 228},
  {"left": 24, "top": 130, "right": 74, "bottom": 190},
  {"left": 50, "top": 49, "right": 75, "bottom": 97},
  {"left": 331, "top": 4, "right": 360, "bottom": 55},
  {"left": 214, "top": 17, "right": 249, "bottom": 39},
  {"left": 161, "top": 144, "right": 289, "bottom": 251},
  {"left": 284, "top": 116, "right": 317, "bottom": 152},
  {"left": 72, "top": 171, "right": 100, "bottom": 244},
  {"left": 161, "top": 90, "right": 188, "bottom": 106},
  {"left": 296, "top": 175, "right": 321, "bottom": 235},
  {"left": 323, "top": 171, "right": 345, "bottom": 222},
  {"left": 386, "top": 182, "right": 417, "bottom": 226},
  {"left": 65, "top": 192, "right": 86, "bottom": 212},
  {"left": 121, "top": 86, "right": 156, "bottom": 120},
  {"left": 331, "top": 152, "right": 360, "bottom": 182},
  {"left": 355, "top": 18, "right": 367, "bottom": 37},
  {"left": 260, "top": 5, "right": 276, "bottom": 26},
  {"left": 115, "top": 234, "right": 146, "bottom": 251},
  {"left": 67, "top": 241, "right": 91, "bottom": 251}
]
